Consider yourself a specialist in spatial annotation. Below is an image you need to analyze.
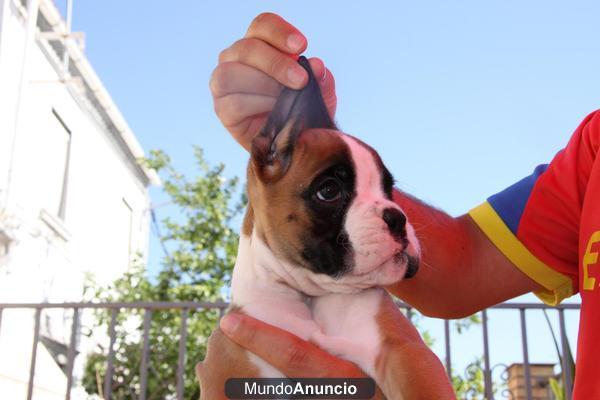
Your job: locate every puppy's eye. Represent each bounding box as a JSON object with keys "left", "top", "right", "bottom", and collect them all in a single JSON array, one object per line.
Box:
[{"left": 316, "top": 178, "right": 342, "bottom": 203}]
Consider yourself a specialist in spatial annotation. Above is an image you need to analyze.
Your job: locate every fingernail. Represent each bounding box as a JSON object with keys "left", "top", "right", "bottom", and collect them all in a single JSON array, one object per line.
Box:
[
  {"left": 287, "top": 34, "right": 305, "bottom": 52},
  {"left": 220, "top": 314, "right": 241, "bottom": 335},
  {"left": 287, "top": 66, "right": 305, "bottom": 86}
]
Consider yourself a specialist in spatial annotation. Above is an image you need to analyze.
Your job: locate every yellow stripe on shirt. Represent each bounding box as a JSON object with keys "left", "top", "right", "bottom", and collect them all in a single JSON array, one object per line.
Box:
[{"left": 469, "top": 202, "right": 574, "bottom": 305}]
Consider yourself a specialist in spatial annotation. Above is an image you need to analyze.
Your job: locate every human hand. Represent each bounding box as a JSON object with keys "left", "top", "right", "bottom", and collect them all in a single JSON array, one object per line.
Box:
[
  {"left": 194, "top": 312, "right": 382, "bottom": 400},
  {"left": 218, "top": 300, "right": 454, "bottom": 400},
  {"left": 210, "top": 13, "right": 337, "bottom": 151},
  {"left": 218, "top": 313, "right": 368, "bottom": 379}
]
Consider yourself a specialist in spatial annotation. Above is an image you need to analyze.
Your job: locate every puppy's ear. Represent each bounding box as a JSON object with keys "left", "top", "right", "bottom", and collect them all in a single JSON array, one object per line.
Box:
[{"left": 251, "top": 56, "right": 336, "bottom": 182}]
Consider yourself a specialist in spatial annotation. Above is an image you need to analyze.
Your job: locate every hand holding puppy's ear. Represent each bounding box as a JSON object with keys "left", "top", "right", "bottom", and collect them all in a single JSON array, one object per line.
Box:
[
  {"left": 211, "top": 13, "right": 337, "bottom": 152},
  {"left": 251, "top": 56, "right": 337, "bottom": 182}
]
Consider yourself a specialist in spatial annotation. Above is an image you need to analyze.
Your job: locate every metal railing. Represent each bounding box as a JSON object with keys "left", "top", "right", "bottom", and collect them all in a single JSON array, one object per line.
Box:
[{"left": 0, "top": 301, "right": 579, "bottom": 400}]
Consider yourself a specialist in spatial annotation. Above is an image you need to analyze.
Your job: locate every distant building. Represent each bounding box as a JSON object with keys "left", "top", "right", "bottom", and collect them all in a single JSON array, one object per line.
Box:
[
  {"left": 0, "top": 0, "right": 158, "bottom": 398},
  {"left": 507, "top": 363, "right": 558, "bottom": 400}
]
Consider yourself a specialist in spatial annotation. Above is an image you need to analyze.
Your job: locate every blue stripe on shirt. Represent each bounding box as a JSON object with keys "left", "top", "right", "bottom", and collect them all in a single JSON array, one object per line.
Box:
[{"left": 487, "top": 164, "right": 548, "bottom": 235}]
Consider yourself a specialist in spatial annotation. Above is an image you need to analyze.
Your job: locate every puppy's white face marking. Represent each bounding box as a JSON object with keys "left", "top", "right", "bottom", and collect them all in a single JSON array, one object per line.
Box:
[{"left": 340, "top": 134, "right": 420, "bottom": 285}]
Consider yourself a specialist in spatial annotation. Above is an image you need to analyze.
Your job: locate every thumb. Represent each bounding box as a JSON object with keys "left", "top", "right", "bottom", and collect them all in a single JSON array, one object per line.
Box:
[{"left": 309, "top": 57, "right": 337, "bottom": 119}]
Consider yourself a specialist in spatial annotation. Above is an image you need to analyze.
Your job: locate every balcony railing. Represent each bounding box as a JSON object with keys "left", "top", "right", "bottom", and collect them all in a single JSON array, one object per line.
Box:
[{"left": 0, "top": 301, "right": 579, "bottom": 400}]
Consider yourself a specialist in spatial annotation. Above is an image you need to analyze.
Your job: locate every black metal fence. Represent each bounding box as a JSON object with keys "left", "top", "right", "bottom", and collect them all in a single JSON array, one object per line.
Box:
[{"left": 0, "top": 301, "right": 579, "bottom": 400}]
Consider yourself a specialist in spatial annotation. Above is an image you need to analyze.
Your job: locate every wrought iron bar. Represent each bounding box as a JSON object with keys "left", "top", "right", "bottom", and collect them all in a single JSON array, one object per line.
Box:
[
  {"left": 482, "top": 310, "right": 493, "bottom": 400},
  {"left": 490, "top": 303, "right": 580, "bottom": 310},
  {"left": 27, "top": 308, "right": 42, "bottom": 400},
  {"left": 559, "top": 309, "right": 573, "bottom": 400},
  {"left": 0, "top": 301, "right": 230, "bottom": 309},
  {"left": 104, "top": 308, "right": 118, "bottom": 400},
  {"left": 0, "top": 300, "right": 580, "bottom": 310},
  {"left": 444, "top": 319, "right": 452, "bottom": 379},
  {"left": 65, "top": 307, "right": 79, "bottom": 400},
  {"left": 139, "top": 309, "right": 152, "bottom": 400},
  {"left": 176, "top": 309, "right": 189, "bottom": 400},
  {"left": 519, "top": 308, "right": 532, "bottom": 400}
]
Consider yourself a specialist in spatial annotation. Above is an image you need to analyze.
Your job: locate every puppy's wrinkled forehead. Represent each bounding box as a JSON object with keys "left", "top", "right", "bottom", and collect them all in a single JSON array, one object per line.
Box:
[
  {"left": 288, "top": 129, "right": 352, "bottom": 180},
  {"left": 340, "top": 135, "right": 394, "bottom": 198},
  {"left": 289, "top": 129, "right": 391, "bottom": 196}
]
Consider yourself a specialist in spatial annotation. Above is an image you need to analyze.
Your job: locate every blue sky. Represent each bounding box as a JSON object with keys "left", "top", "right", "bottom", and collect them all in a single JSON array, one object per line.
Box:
[{"left": 62, "top": 0, "right": 599, "bottom": 386}]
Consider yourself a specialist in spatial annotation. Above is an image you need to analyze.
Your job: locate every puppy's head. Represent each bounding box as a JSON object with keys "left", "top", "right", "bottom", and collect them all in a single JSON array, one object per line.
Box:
[{"left": 247, "top": 57, "right": 420, "bottom": 294}]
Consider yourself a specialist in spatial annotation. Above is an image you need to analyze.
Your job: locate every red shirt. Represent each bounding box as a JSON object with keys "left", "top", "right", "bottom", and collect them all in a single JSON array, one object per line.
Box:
[{"left": 469, "top": 110, "right": 600, "bottom": 399}]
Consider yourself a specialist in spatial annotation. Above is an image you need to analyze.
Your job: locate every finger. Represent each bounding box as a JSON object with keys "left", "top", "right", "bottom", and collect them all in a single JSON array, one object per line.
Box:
[
  {"left": 245, "top": 13, "right": 307, "bottom": 54},
  {"left": 210, "top": 62, "right": 282, "bottom": 99},
  {"left": 321, "top": 66, "right": 337, "bottom": 117},
  {"left": 219, "top": 38, "right": 307, "bottom": 89},
  {"left": 220, "top": 313, "right": 362, "bottom": 378},
  {"left": 228, "top": 117, "right": 270, "bottom": 152},
  {"left": 308, "top": 57, "right": 337, "bottom": 118},
  {"left": 308, "top": 57, "right": 326, "bottom": 82},
  {"left": 214, "top": 93, "right": 276, "bottom": 129}
]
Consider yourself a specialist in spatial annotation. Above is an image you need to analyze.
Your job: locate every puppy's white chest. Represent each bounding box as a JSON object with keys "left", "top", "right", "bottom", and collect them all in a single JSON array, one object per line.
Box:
[
  {"left": 312, "top": 288, "right": 384, "bottom": 337},
  {"left": 232, "top": 233, "right": 386, "bottom": 378},
  {"left": 310, "top": 289, "right": 384, "bottom": 377}
]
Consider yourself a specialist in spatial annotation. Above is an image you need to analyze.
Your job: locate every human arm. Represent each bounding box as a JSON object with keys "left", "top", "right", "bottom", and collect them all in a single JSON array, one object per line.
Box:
[
  {"left": 388, "top": 191, "right": 542, "bottom": 318},
  {"left": 390, "top": 110, "right": 600, "bottom": 315},
  {"left": 391, "top": 110, "right": 600, "bottom": 315}
]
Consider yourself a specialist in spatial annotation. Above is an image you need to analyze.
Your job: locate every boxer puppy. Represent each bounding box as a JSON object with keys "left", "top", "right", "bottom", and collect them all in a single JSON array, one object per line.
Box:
[{"left": 198, "top": 56, "right": 420, "bottom": 399}]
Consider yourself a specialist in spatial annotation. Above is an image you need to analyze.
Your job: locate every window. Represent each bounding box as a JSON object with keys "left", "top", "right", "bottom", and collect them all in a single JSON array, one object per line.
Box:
[{"left": 39, "top": 109, "right": 71, "bottom": 219}]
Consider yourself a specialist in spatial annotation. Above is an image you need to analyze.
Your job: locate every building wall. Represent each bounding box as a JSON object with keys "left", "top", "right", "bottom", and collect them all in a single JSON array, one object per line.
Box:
[
  {"left": 0, "top": 1, "right": 153, "bottom": 398},
  {"left": 0, "top": 0, "right": 151, "bottom": 299}
]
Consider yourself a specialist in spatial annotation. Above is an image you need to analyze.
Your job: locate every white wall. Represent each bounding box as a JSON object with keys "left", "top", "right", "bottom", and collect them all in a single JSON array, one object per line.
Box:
[
  {"left": 0, "top": 0, "right": 149, "bottom": 301},
  {"left": 0, "top": 1, "right": 153, "bottom": 398}
]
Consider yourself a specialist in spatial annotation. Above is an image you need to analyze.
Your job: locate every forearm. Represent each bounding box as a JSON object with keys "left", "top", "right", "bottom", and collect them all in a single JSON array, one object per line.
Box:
[
  {"left": 379, "top": 342, "right": 456, "bottom": 400},
  {"left": 389, "top": 189, "right": 474, "bottom": 316},
  {"left": 389, "top": 189, "right": 540, "bottom": 318}
]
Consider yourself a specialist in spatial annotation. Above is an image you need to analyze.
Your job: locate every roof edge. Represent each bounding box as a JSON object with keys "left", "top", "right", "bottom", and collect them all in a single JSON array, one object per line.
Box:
[{"left": 38, "top": 0, "right": 160, "bottom": 187}]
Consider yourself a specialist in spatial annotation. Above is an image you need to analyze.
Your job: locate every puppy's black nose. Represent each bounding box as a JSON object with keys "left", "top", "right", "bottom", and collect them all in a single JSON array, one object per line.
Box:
[
  {"left": 382, "top": 208, "right": 407, "bottom": 237},
  {"left": 405, "top": 255, "right": 419, "bottom": 279}
]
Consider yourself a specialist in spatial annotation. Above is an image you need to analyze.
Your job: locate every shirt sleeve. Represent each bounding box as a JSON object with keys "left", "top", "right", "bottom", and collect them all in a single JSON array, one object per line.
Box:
[{"left": 469, "top": 110, "right": 600, "bottom": 305}]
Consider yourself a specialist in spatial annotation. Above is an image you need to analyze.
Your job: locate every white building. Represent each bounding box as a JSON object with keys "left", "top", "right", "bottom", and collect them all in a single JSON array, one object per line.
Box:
[{"left": 0, "top": 0, "right": 158, "bottom": 398}]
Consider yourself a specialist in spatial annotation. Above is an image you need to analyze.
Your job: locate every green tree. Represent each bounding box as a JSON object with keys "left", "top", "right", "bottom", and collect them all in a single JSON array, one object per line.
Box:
[{"left": 82, "top": 148, "right": 244, "bottom": 399}]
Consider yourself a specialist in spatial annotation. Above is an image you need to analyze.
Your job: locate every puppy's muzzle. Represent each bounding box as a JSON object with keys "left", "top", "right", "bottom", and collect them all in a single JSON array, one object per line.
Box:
[{"left": 384, "top": 208, "right": 419, "bottom": 279}]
